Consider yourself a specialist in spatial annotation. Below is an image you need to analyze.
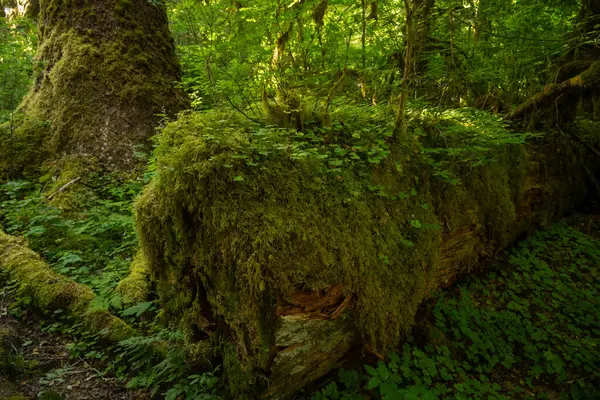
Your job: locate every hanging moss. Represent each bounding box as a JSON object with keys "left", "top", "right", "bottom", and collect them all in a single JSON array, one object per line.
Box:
[
  {"left": 18, "top": 0, "right": 188, "bottom": 172},
  {"left": 133, "top": 106, "right": 540, "bottom": 396}
]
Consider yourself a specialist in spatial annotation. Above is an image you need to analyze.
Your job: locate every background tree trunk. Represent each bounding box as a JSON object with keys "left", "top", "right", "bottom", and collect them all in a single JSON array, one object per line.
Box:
[
  {"left": 396, "top": 0, "right": 434, "bottom": 135},
  {"left": 20, "top": 0, "right": 188, "bottom": 171}
]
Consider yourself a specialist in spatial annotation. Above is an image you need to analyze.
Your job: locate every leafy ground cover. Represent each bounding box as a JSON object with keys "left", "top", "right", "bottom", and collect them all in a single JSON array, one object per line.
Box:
[
  {"left": 0, "top": 178, "right": 140, "bottom": 309},
  {"left": 312, "top": 217, "right": 600, "bottom": 400},
  {"left": 2, "top": 169, "right": 598, "bottom": 400},
  {"left": 0, "top": 178, "right": 221, "bottom": 399}
]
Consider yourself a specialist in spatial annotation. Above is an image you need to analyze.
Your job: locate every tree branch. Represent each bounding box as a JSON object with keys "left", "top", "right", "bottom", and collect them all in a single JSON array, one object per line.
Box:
[{"left": 506, "top": 60, "right": 600, "bottom": 121}]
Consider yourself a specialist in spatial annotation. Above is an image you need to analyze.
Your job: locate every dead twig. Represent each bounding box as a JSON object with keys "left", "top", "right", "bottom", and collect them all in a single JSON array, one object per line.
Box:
[{"left": 47, "top": 177, "right": 81, "bottom": 201}]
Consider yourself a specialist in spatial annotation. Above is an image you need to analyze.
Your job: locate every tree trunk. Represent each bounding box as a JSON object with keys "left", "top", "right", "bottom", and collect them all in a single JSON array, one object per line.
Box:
[
  {"left": 395, "top": 0, "right": 434, "bottom": 135},
  {"left": 19, "top": 0, "right": 188, "bottom": 171}
]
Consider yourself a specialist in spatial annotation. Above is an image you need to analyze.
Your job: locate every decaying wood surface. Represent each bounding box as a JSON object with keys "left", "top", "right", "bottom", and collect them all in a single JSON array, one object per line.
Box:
[{"left": 261, "top": 140, "right": 594, "bottom": 400}]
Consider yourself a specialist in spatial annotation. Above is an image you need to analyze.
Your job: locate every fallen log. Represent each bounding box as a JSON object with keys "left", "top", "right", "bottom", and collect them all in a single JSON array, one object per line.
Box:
[
  {"left": 0, "top": 230, "right": 134, "bottom": 343},
  {"left": 135, "top": 111, "right": 595, "bottom": 399}
]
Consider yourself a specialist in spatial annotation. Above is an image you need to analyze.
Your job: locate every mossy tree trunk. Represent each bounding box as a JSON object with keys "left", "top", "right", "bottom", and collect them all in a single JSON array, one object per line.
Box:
[{"left": 20, "top": 0, "right": 188, "bottom": 171}]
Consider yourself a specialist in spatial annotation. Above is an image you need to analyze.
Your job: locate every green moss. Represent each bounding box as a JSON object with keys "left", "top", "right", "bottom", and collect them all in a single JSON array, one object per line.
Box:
[
  {"left": 0, "top": 229, "right": 135, "bottom": 343},
  {"left": 0, "top": 231, "right": 95, "bottom": 313},
  {"left": 135, "top": 109, "right": 439, "bottom": 393},
  {"left": 134, "top": 107, "right": 587, "bottom": 395},
  {"left": 0, "top": 115, "right": 50, "bottom": 180},
  {"left": 83, "top": 309, "right": 135, "bottom": 342},
  {"left": 15, "top": 0, "right": 188, "bottom": 174},
  {"left": 116, "top": 250, "right": 151, "bottom": 304},
  {"left": 36, "top": 155, "right": 101, "bottom": 211}
]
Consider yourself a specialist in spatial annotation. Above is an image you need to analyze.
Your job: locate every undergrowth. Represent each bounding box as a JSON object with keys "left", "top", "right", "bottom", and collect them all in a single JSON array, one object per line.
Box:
[
  {"left": 0, "top": 178, "right": 139, "bottom": 308},
  {"left": 0, "top": 176, "right": 222, "bottom": 399},
  {"left": 313, "top": 221, "right": 600, "bottom": 400}
]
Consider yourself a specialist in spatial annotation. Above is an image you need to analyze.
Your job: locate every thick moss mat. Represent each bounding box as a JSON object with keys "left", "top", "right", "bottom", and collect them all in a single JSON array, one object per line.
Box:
[{"left": 131, "top": 108, "right": 593, "bottom": 396}]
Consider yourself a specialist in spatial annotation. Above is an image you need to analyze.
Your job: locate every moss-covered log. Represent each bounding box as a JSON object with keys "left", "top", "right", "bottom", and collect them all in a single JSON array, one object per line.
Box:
[
  {"left": 135, "top": 111, "right": 595, "bottom": 399},
  {"left": 17, "top": 0, "right": 188, "bottom": 171},
  {"left": 0, "top": 229, "right": 134, "bottom": 343}
]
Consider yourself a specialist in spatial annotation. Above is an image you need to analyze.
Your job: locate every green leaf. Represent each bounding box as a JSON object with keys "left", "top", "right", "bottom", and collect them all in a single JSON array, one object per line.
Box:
[
  {"left": 365, "top": 364, "right": 377, "bottom": 376},
  {"left": 411, "top": 220, "right": 422, "bottom": 229},
  {"left": 377, "top": 363, "right": 390, "bottom": 381},
  {"left": 366, "top": 376, "right": 381, "bottom": 390},
  {"left": 121, "top": 301, "right": 154, "bottom": 317}
]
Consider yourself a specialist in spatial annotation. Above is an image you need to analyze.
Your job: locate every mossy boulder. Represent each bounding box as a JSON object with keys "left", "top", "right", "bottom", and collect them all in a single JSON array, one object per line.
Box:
[{"left": 18, "top": 0, "right": 188, "bottom": 172}]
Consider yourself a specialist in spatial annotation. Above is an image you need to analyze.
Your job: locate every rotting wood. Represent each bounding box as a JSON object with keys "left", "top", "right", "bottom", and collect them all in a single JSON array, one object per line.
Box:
[{"left": 257, "top": 139, "right": 595, "bottom": 400}]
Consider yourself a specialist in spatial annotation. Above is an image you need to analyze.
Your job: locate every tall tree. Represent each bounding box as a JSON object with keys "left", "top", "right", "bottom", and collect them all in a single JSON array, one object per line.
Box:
[
  {"left": 19, "top": 0, "right": 188, "bottom": 171},
  {"left": 396, "top": 0, "right": 434, "bottom": 135}
]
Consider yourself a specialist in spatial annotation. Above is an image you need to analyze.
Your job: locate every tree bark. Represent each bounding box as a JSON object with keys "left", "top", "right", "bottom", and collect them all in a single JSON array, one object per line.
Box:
[{"left": 19, "top": 0, "right": 188, "bottom": 171}]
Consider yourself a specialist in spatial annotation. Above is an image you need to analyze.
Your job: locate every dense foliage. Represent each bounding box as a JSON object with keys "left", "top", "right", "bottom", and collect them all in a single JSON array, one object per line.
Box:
[
  {"left": 168, "top": 0, "right": 582, "bottom": 115},
  {"left": 0, "top": 15, "right": 34, "bottom": 124},
  {"left": 0, "top": 0, "right": 598, "bottom": 399}
]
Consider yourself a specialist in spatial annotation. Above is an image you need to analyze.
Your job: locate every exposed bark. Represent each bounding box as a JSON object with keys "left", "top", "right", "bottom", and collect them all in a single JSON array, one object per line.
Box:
[{"left": 18, "top": 0, "right": 188, "bottom": 171}]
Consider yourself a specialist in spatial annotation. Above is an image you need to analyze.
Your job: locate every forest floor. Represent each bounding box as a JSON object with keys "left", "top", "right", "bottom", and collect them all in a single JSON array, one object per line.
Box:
[
  {"left": 0, "top": 288, "right": 145, "bottom": 400},
  {"left": 310, "top": 213, "right": 600, "bottom": 400},
  {"left": 1, "top": 213, "right": 599, "bottom": 400}
]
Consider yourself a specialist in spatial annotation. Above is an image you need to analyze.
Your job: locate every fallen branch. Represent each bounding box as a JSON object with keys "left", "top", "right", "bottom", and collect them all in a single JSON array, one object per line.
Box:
[{"left": 0, "top": 230, "right": 135, "bottom": 343}]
